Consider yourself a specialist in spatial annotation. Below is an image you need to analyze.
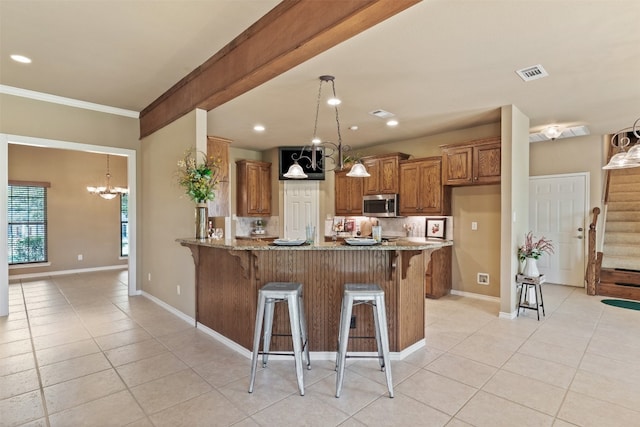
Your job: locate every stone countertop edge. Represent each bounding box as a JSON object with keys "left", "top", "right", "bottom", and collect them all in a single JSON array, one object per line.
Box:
[{"left": 177, "top": 238, "right": 453, "bottom": 251}]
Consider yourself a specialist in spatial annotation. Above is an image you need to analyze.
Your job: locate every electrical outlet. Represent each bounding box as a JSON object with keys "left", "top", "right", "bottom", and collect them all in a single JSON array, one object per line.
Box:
[
  {"left": 471, "top": 222, "right": 478, "bottom": 231},
  {"left": 77, "top": 254, "right": 83, "bottom": 261},
  {"left": 477, "top": 273, "right": 490, "bottom": 285},
  {"left": 350, "top": 315, "right": 356, "bottom": 329},
  {"left": 148, "top": 273, "right": 151, "bottom": 282},
  {"left": 177, "top": 285, "right": 181, "bottom": 295}
]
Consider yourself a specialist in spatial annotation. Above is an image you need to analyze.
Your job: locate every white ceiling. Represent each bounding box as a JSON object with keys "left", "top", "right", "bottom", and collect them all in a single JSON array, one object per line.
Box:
[{"left": 2, "top": 0, "right": 639, "bottom": 152}]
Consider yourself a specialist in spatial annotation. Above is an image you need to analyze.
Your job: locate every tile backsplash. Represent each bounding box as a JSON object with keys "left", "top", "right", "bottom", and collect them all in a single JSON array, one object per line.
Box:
[
  {"left": 235, "top": 216, "right": 279, "bottom": 237},
  {"left": 323, "top": 215, "right": 453, "bottom": 240}
]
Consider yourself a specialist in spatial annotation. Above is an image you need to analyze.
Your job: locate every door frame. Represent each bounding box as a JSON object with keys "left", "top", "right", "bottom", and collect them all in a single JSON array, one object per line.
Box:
[{"left": 529, "top": 172, "right": 589, "bottom": 286}]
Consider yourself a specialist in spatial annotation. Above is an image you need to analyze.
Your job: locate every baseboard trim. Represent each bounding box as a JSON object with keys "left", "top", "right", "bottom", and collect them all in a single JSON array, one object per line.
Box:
[
  {"left": 196, "top": 322, "right": 252, "bottom": 359},
  {"left": 499, "top": 311, "right": 518, "bottom": 319},
  {"left": 9, "top": 264, "right": 127, "bottom": 280},
  {"left": 140, "top": 291, "right": 195, "bottom": 326},
  {"left": 450, "top": 289, "right": 500, "bottom": 302}
]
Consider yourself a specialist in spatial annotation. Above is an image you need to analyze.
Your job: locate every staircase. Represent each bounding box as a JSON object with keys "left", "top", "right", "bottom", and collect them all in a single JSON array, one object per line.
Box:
[{"left": 598, "top": 165, "right": 640, "bottom": 299}]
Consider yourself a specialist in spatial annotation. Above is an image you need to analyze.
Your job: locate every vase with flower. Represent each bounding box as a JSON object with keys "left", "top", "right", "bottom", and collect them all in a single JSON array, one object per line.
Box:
[
  {"left": 176, "top": 149, "right": 221, "bottom": 239},
  {"left": 518, "top": 232, "right": 554, "bottom": 277}
]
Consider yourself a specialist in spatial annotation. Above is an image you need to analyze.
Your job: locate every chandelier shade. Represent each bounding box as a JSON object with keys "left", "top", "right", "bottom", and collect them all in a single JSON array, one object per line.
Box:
[
  {"left": 87, "top": 155, "right": 128, "bottom": 199},
  {"left": 284, "top": 75, "right": 368, "bottom": 179},
  {"left": 602, "top": 117, "right": 640, "bottom": 170}
]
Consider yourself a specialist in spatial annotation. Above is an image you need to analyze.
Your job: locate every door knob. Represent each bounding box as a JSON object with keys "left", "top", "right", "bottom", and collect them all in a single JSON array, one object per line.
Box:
[{"left": 578, "top": 227, "right": 583, "bottom": 232}]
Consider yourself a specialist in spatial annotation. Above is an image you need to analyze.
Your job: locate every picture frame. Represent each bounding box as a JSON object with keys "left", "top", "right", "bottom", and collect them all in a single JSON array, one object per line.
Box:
[{"left": 426, "top": 218, "right": 446, "bottom": 239}]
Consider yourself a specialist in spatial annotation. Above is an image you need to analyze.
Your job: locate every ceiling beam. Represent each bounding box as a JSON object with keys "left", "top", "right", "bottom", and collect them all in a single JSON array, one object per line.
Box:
[{"left": 139, "top": 0, "right": 420, "bottom": 139}]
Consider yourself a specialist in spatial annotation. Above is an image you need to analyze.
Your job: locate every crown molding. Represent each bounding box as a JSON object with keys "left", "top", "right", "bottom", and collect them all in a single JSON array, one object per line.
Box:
[{"left": 0, "top": 85, "right": 139, "bottom": 119}]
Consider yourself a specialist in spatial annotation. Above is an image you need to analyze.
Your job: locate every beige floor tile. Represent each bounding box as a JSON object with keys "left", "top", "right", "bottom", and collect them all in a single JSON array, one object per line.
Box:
[
  {"left": 0, "top": 327, "right": 32, "bottom": 345},
  {"left": 192, "top": 354, "right": 252, "bottom": 388},
  {"left": 253, "top": 393, "right": 351, "bottom": 426},
  {"left": 169, "top": 339, "right": 231, "bottom": 368},
  {"left": 482, "top": 370, "right": 566, "bottom": 415},
  {"left": 0, "top": 390, "right": 45, "bottom": 426},
  {"left": 425, "top": 353, "right": 497, "bottom": 388},
  {"left": 395, "top": 369, "right": 477, "bottom": 416},
  {"left": 104, "top": 338, "right": 167, "bottom": 366},
  {"left": 586, "top": 334, "right": 640, "bottom": 365},
  {"left": 347, "top": 359, "right": 419, "bottom": 388},
  {"left": 26, "top": 304, "right": 74, "bottom": 318},
  {"left": 48, "top": 390, "right": 145, "bottom": 427},
  {"left": 85, "top": 318, "right": 140, "bottom": 337},
  {"left": 579, "top": 352, "right": 640, "bottom": 385},
  {"left": 138, "top": 317, "right": 194, "bottom": 338},
  {"left": 0, "top": 368, "right": 40, "bottom": 400},
  {"left": 30, "top": 322, "right": 86, "bottom": 338},
  {"left": 502, "top": 353, "right": 576, "bottom": 389},
  {"left": 456, "top": 391, "right": 553, "bottom": 427},
  {"left": 39, "top": 352, "right": 111, "bottom": 386},
  {"left": 0, "top": 351, "right": 36, "bottom": 376},
  {"left": 401, "top": 346, "right": 444, "bottom": 368},
  {"left": 518, "top": 339, "right": 585, "bottom": 368},
  {"left": 150, "top": 390, "right": 247, "bottom": 427},
  {"left": 35, "top": 338, "right": 100, "bottom": 366},
  {"left": 530, "top": 327, "right": 591, "bottom": 353},
  {"left": 0, "top": 338, "right": 33, "bottom": 359},
  {"left": 570, "top": 369, "right": 640, "bottom": 413},
  {"left": 557, "top": 390, "right": 640, "bottom": 427},
  {"left": 25, "top": 299, "right": 70, "bottom": 311},
  {"left": 94, "top": 327, "right": 153, "bottom": 351},
  {"left": 117, "top": 351, "right": 187, "bottom": 387},
  {"left": 28, "top": 311, "right": 80, "bottom": 327},
  {"left": 352, "top": 393, "right": 451, "bottom": 427},
  {"left": 444, "top": 419, "right": 475, "bottom": 427},
  {"left": 32, "top": 327, "right": 92, "bottom": 350},
  {"left": 123, "top": 417, "right": 155, "bottom": 427},
  {"left": 0, "top": 318, "right": 29, "bottom": 331},
  {"left": 44, "top": 369, "right": 125, "bottom": 414},
  {"left": 130, "top": 369, "right": 211, "bottom": 414},
  {"left": 15, "top": 418, "right": 48, "bottom": 427},
  {"left": 449, "top": 335, "right": 516, "bottom": 368}
]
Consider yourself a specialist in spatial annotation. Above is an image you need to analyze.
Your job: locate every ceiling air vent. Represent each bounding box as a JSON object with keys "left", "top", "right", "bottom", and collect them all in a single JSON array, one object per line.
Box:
[
  {"left": 516, "top": 64, "right": 549, "bottom": 82},
  {"left": 529, "top": 125, "right": 590, "bottom": 143},
  {"left": 369, "top": 109, "right": 395, "bottom": 119}
]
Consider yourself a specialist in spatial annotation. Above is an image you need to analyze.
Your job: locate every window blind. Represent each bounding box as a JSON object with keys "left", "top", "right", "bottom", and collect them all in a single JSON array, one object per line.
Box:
[{"left": 8, "top": 184, "right": 48, "bottom": 264}]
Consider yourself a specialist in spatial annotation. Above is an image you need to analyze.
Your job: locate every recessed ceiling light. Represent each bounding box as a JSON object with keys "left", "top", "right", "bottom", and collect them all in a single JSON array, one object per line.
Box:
[
  {"left": 349, "top": 125, "right": 359, "bottom": 131},
  {"left": 11, "top": 54, "right": 31, "bottom": 64},
  {"left": 386, "top": 119, "right": 399, "bottom": 127},
  {"left": 253, "top": 124, "right": 265, "bottom": 132}
]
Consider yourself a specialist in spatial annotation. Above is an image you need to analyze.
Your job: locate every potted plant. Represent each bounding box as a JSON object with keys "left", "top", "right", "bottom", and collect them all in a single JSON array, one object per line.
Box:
[
  {"left": 518, "top": 232, "right": 554, "bottom": 277},
  {"left": 176, "top": 149, "right": 221, "bottom": 238}
]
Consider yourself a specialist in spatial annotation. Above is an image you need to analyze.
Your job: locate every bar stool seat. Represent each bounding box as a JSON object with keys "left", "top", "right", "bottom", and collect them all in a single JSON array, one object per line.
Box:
[
  {"left": 335, "top": 283, "right": 393, "bottom": 398},
  {"left": 248, "top": 282, "right": 310, "bottom": 396}
]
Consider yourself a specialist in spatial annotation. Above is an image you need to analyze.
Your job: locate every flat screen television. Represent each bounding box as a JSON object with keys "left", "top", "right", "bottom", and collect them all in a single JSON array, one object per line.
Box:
[{"left": 278, "top": 146, "right": 326, "bottom": 180}]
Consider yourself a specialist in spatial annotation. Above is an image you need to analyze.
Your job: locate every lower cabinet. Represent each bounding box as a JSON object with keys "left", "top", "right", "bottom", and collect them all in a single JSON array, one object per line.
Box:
[{"left": 425, "top": 246, "right": 452, "bottom": 298}]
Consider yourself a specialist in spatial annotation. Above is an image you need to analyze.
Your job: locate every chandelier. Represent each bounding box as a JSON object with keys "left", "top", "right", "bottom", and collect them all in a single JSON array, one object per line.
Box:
[
  {"left": 603, "top": 117, "right": 640, "bottom": 169},
  {"left": 86, "top": 155, "right": 128, "bottom": 199},
  {"left": 283, "top": 75, "right": 370, "bottom": 179}
]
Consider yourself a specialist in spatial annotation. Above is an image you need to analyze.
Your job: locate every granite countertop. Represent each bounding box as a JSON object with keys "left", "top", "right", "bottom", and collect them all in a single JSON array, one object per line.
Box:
[{"left": 177, "top": 237, "right": 452, "bottom": 251}]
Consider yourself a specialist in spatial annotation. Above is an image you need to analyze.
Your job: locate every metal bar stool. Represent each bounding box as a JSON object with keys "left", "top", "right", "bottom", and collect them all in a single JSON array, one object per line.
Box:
[
  {"left": 335, "top": 283, "right": 393, "bottom": 398},
  {"left": 248, "top": 282, "right": 310, "bottom": 396}
]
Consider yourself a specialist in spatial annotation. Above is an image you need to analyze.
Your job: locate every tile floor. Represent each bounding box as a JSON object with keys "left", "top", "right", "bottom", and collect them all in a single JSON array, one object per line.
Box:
[{"left": 2, "top": 271, "right": 640, "bottom": 426}]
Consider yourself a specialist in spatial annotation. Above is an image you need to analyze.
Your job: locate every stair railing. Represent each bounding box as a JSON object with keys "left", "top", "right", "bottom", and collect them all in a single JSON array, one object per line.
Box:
[{"left": 585, "top": 207, "right": 601, "bottom": 295}]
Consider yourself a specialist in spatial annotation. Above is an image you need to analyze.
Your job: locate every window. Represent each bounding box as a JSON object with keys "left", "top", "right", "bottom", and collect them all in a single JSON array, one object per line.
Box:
[
  {"left": 8, "top": 182, "right": 49, "bottom": 265},
  {"left": 120, "top": 193, "right": 128, "bottom": 257}
]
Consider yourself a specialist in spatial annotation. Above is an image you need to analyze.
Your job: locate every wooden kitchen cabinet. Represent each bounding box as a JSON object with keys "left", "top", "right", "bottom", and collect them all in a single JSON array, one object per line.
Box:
[
  {"left": 441, "top": 137, "right": 501, "bottom": 186},
  {"left": 361, "top": 153, "right": 410, "bottom": 195},
  {"left": 425, "top": 246, "right": 452, "bottom": 298},
  {"left": 399, "top": 157, "right": 451, "bottom": 216},
  {"left": 335, "top": 169, "right": 363, "bottom": 215},
  {"left": 236, "top": 160, "right": 271, "bottom": 217},
  {"left": 207, "top": 136, "right": 231, "bottom": 217}
]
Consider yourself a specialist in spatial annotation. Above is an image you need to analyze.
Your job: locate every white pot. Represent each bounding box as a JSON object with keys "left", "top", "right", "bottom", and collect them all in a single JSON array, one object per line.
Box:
[{"left": 523, "top": 257, "right": 539, "bottom": 277}]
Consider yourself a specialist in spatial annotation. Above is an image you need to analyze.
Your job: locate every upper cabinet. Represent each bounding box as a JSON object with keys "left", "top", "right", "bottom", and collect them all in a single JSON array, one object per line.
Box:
[
  {"left": 441, "top": 137, "right": 501, "bottom": 186},
  {"left": 207, "top": 136, "right": 231, "bottom": 217},
  {"left": 335, "top": 169, "right": 363, "bottom": 216},
  {"left": 236, "top": 160, "right": 271, "bottom": 217},
  {"left": 399, "top": 157, "right": 451, "bottom": 216},
  {"left": 361, "top": 153, "right": 410, "bottom": 195}
]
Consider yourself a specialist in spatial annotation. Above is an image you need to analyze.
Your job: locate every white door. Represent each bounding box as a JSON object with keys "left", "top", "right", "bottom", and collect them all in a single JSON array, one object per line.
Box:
[
  {"left": 284, "top": 181, "right": 319, "bottom": 240},
  {"left": 529, "top": 173, "right": 588, "bottom": 286}
]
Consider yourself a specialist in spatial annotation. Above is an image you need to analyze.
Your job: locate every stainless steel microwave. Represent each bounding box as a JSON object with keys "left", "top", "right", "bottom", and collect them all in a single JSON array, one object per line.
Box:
[{"left": 363, "top": 194, "right": 400, "bottom": 217}]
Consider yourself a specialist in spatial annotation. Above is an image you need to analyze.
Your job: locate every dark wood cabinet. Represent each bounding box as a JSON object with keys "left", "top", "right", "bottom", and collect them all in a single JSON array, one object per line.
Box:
[
  {"left": 425, "top": 246, "right": 452, "bottom": 298},
  {"left": 361, "top": 153, "right": 409, "bottom": 195},
  {"left": 399, "top": 157, "right": 450, "bottom": 216},
  {"left": 236, "top": 160, "right": 271, "bottom": 217},
  {"left": 335, "top": 169, "right": 363, "bottom": 215},
  {"left": 441, "top": 138, "right": 501, "bottom": 186},
  {"left": 207, "top": 136, "right": 231, "bottom": 217}
]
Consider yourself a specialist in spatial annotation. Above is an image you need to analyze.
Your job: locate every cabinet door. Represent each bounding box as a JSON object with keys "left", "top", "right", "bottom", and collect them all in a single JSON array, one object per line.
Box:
[
  {"left": 246, "top": 163, "right": 263, "bottom": 215},
  {"left": 417, "top": 159, "right": 442, "bottom": 214},
  {"left": 399, "top": 162, "right": 420, "bottom": 214},
  {"left": 335, "top": 171, "right": 362, "bottom": 215},
  {"left": 473, "top": 142, "right": 501, "bottom": 184},
  {"left": 442, "top": 146, "right": 473, "bottom": 185},
  {"left": 362, "top": 158, "right": 379, "bottom": 195},
  {"left": 379, "top": 157, "right": 399, "bottom": 193},
  {"left": 207, "top": 136, "right": 230, "bottom": 217},
  {"left": 257, "top": 164, "right": 272, "bottom": 215}
]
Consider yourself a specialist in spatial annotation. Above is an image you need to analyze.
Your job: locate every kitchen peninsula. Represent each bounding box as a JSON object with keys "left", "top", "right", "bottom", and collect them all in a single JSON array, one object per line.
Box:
[{"left": 178, "top": 238, "right": 452, "bottom": 356}]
